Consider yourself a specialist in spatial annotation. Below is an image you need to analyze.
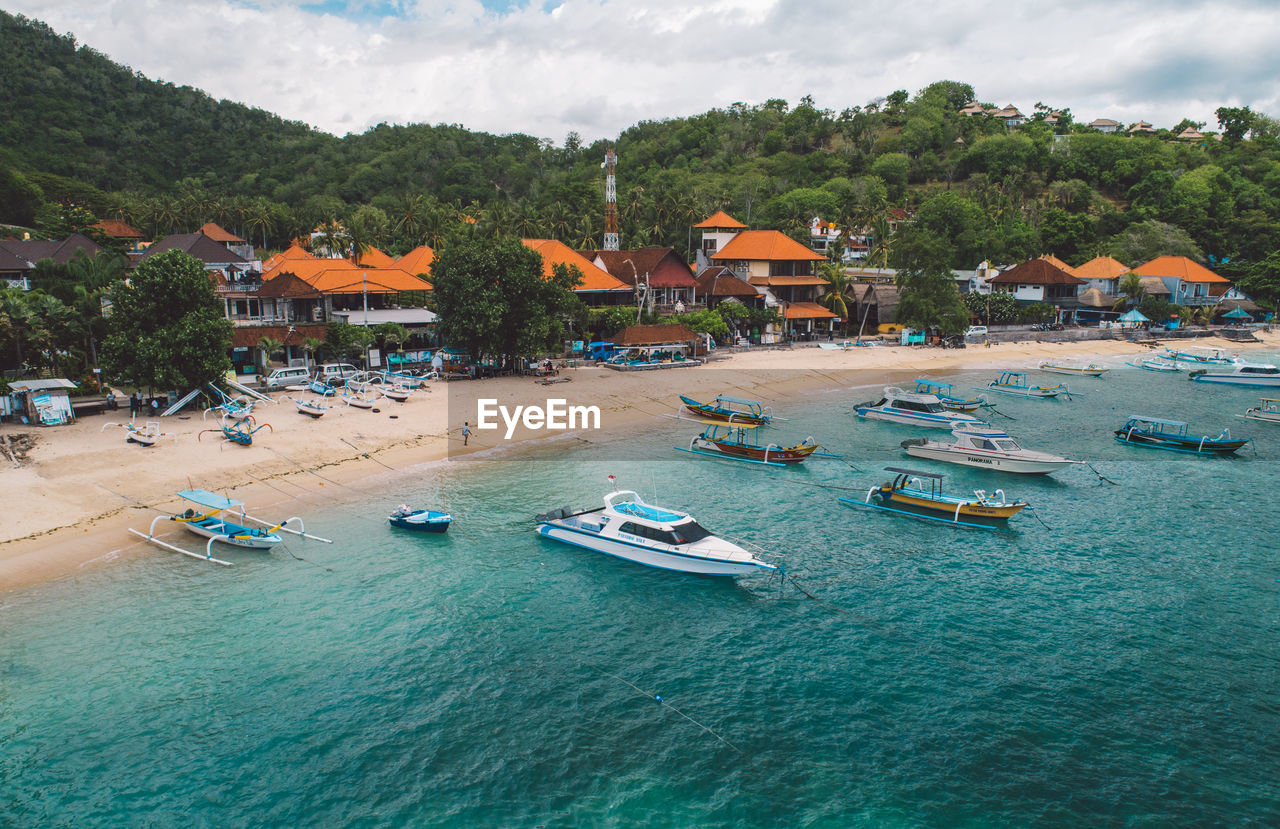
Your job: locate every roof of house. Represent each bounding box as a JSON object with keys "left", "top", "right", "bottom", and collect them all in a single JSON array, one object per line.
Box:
[
  {"left": 199, "top": 222, "right": 247, "bottom": 243},
  {"left": 712, "top": 230, "right": 827, "bottom": 263},
  {"left": 1039, "top": 254, "right": 1077, "bottom": 274},
  {"left": 352, "top": 247, "right": 397, "bottom": 268},
  {"left": 0, "top": 246, "right": 28, "bottom": 272},
  {"left": 256, "top": 272, "right": 323, "bottom": 299},
  {"left": 91, "top": 219, "right": 145, "bottom": 239},
  {"left": 262, "top": 244, "right": 316, "bottom": 271},
  {"left": 748, "top": 274, "right": 830, "bottom": 287},
  {"left": 1072, "top": 256, "right": 1130, "bottom": 280},
  {"left": 1129, "top": 121, "right": 1156, "bottom": 133},
  {"left": 0, "top": 233, "right": 104, "bottom": 266},
  {"left": 993, "top": 105, "right": 1024, "bottom": 118},
  {"left": 694, "top": 211, "right": 747, "bottom": 230},
  {"left": 1137, "top": 276, "right": 1172, "bottom": 295},
  {"left": 858, "top": 284, "right": 901, "bottom": 319},
  {"left": 584, "top": 247, "right": 697, "bottom": 289},
  {"left": 615, "top": 323, "right": 696, "bottom": 345},
  {"left": 695, "top": 267, "right": 760, "bottom": 297},
  {"left": 988, "top": 258, "right": 1085, "bottom": 286},
  {"left": 783, "top": 301, "right": 839, "bottom": 320},
  {"left": 1177, "top": 128, "right": 1205, "bottom": 140},
  {"left": 397, "top": 245, "right": 436, "bottom": 277},
  {"left": 1089, "top": 118, "right": 1122, "bottom": 128},
  {"left": 1077, "top": 287, "right": 1118, "bottom": 308},
  {"left": 522, "top": 239, "right": 630, "bottom": 292},
  {"left": 230, "top": 323, "right": 326, "bottom": 349},
  {"left": 142, "top": 233, "right": 248, "bottom": 265},
  {"left": 308, "top": 267, "right": 432, "bottom": 294},
  {"left": 1132, "top": 256, "right": 1229, "bottom": 284}
]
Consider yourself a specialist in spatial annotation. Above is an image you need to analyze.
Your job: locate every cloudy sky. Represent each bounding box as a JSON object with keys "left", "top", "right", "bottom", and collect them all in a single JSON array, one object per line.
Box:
[{"left": 6, "top": 0, "right": 1278, "bottom": 143}]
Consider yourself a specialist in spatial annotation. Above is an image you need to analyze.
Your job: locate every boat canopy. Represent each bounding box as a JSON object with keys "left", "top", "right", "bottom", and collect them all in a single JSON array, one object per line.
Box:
[
  {"left": 1125, "top": 415, "right": 1188, "bottom": 428},
  {"left": 914, "top": 378, "right": 955, "bottom": 390},
  {"left": 884, "top": 466, "right": 942, "bottom": 479},
  {"left": 611, "top": 500, "right": 687, "bottom": 523},
  {"left": 714, "top": 395, "right": 762, "bottom": 407},
  {"left": 178, "top": 489, "right": 244, "bottom": 510}
]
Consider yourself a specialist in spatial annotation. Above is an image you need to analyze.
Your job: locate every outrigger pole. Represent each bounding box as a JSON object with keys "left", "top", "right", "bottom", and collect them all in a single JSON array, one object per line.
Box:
[{"left": 127, "top": 527, "right": 234, "bottom": 566}]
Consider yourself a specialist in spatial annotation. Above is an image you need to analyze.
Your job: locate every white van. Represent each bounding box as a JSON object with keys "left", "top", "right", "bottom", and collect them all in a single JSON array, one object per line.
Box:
[
  {"left": 263, "top": 366, "right": 312, "bottom": 389},
  {"left": 317, "top": 363, "right": 360, "bottom": 384},
  {"left": 965, "top": 326, "right": 989, "bottom": 340}
]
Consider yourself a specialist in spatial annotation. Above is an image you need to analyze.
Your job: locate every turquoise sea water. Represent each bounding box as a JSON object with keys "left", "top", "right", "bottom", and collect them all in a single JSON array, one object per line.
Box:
[{"left": 3, "top": 355, "right": 1280, "bottom": 826}]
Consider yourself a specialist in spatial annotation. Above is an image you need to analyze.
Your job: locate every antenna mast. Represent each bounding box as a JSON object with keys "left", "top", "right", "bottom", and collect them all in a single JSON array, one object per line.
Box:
[{"left": 603, "top": 147, "right": 619, "bottom": 251}]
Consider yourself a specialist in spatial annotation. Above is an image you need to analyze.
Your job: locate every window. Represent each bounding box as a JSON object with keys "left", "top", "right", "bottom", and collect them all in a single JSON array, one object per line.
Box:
[{"left": 618, "top": 522, "right": 681, "bottom": 545}]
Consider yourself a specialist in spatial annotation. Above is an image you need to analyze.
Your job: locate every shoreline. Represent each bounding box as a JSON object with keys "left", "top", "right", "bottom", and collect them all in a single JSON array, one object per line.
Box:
[{"left": 3, "top": 333, "right": 1276, "bottom": 594}]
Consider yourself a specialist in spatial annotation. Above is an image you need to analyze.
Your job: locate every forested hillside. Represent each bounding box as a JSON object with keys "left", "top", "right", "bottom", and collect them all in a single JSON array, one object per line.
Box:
[{"left": 2, "top": 8, "right": 1280, "bottom": 278}]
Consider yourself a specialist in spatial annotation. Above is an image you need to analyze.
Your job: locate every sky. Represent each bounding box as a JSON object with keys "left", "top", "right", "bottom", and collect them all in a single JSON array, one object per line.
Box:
[{"left": 6, "top": 0, "right": 1279, "bottom": 144}]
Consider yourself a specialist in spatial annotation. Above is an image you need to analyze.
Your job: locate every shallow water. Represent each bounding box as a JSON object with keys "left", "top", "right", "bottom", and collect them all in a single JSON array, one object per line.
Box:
[{"left": 3, "top": 355, "right": 1279, "bottom": 826}]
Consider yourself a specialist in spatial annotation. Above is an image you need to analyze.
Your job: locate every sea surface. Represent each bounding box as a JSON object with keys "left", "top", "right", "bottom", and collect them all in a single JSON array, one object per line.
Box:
[{"left": 3, "top": 353, "right": 1279, "bottom": 826}]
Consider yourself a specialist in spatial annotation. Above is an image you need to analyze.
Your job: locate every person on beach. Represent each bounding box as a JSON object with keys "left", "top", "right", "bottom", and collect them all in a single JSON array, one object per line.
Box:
[
  {"left": 462, "top": 422, "right": 471, "bottom": 446},
  {"left": 106, "top": 390, "right": 116, "bottom": 410},
  {"left": 129, "top": 392, "right": 140, "bottom": 417},
  {"left": 149, "top": 398, "right": 159, "bottom": 416}
]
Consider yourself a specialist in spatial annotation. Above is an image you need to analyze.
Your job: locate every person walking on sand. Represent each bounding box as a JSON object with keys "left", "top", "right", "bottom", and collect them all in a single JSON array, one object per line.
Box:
[
  {"left": 129, "top": 392, "right": 140, "bottom": 418},
  {"left": 462, "top": 421, "right": 471, "bottom": 446}
]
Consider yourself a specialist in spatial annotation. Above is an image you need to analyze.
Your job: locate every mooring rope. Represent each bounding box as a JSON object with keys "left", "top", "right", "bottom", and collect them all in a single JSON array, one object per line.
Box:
[
  {"left": 588, "top": 665, "right": 743, "bottom": 754},
  {"left": 1085, "top": 461, "right": 1119, "bottom": 486}
]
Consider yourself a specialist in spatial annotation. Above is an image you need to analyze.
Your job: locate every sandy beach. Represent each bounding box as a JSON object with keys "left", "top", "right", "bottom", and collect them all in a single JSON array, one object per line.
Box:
[{"left": 3, "top": 333, "right": 1275, "bottom": 593}]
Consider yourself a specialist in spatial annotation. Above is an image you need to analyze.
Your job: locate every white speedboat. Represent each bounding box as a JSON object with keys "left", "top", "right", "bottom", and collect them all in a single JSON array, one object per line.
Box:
[
  {"left": 535, "top": 487, "right": 774, "bottom": 576},
  {"left": 901, "top": 423, "right": 1084, "bottom": 475},
  {"left": 1039, "top": 361, "right": 1109, "bottom": 377},
  {"left": 1188, "top": 362, "right": 1280, "bottom": 388},
  {"left": 1126, "top": 357, "right": 1181, "bottom": 373},
  {"left": 855, "top": 387, "right": 986, "bottom": 429}
]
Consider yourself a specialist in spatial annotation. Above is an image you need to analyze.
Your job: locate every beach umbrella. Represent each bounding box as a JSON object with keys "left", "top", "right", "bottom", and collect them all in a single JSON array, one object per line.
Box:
[
  {"left": 1221, "top": 306, "right": 1253, "bottom": 319},
  {"left": 1117, "top": 309, "right": 1149, "bottom": 323}
]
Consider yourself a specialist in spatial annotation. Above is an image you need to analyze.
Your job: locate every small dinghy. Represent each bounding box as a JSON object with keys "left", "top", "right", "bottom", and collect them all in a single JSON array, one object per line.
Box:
[{"left": 388, "top": 505, "right": 453, "bottom": 532}]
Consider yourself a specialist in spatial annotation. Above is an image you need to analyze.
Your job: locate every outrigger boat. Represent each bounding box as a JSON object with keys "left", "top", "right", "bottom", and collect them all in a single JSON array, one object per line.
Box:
[
  {"left": 678, "top": 394, "right": 774, "bottom": 425},
  {"left": 1039, "top": 360, "right": 1109, "bottom": 377},
  {"left": 199, "top": 413, "right": 272, "bottom": 446},
  {"left": 1163, "top": 345, "right": 1237, "bottom": 365},
  {"left": 979, "top": 371, "right": 1070, "bottom": 399},
  {"left": 102, "top": 419, "right": 170, "bottom": 447},
  {"left": 901, "top": 423, "right": 1084, "bottom": 475},
  {"left": 839, "top": 467, "right": 1028, "bottom": 529},
  {"left": 674, "top": 422, "right": 841, "bottom": 467},
  {"left": 912, "top": 379, "right": 989, "bottom": 412},
  {"left": 855, "top": 386, "right": 986, "bottom": 429},
  {"left": 205, "top": 385, "right": 258, "bottom": 420},
  {"left": 308, "top": 378, "right": 336, "bottom": 396},
  {"left": 290, "top": 395, "right": 330, "bottom": 418},
  {"left": 1240, "top": 398, "right": 1280, "bottom": 424},
  {"left": 1114, "top": 415, "right": 1251, "bottom": 456},
  {"left": 380, "top": 384, "right": 412, "bottom": 402},
  {"left": 534, "top": 478, "right": 775, "bottom": 576},
  {"left": 341, "top": 379, "right": 378, "bottom": 409},
  {"left": 389, "top": 505, "right": 453, "bottom": 532},
  {"left": 128, "top": 489, "right": 331, "bottom": 565},
  {"left": 1126, "top": 357, "right": 1181, "bottom": 373},
  {"left": 1188, "top": 362, "right": 1280, "bottom": 388}
]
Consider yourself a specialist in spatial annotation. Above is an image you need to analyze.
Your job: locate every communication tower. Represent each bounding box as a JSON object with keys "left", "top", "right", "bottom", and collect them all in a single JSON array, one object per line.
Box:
[{"left": 603, "top": 147, "right": 619, "bottom": 251}]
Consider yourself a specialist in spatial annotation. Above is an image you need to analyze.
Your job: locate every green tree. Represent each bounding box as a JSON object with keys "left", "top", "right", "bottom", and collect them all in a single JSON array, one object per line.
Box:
[
  {"left": 1232, "top": 251, "right": 1280, "bottom": 314},
  {"left": 1107, "top": 219, "right": 1203, "bottom": 264},
  {"left": 890, "top": 229, "right": 970, "bottom": 334},
  {"left": 431, "top": 237, "right": 580, "bottom": 365},
  {"left": 101, "top": 250, "right": 233, "bottom": 390},
  {"left": 816, "top": 262, "right": 857, "bottom": 328},
  {"left": 257, "top": 335, "right": 283, "bottom": 373},
  {"left": 1115, "top": 272, "right": 1145, "bottom": 309}
]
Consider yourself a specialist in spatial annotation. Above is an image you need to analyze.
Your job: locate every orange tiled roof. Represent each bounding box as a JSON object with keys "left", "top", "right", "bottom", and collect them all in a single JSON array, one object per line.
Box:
[
  {"left": 352, "top": 246, "right": 397, "bottom": 268},
  {"left": 1039, "top": 254, "right": 1077, "bottom": 274},
  {"left": 694, "top": 211, "right": 747, "bottom": 229},
  {"left": 262, "top": 244, "right": 317, "bottom": 271},
  {"left": 309, "top": 267, "right": 432, "bottom": 294},
  {"left": 91, "top": 219, "right": 145, "bottom": 239},
  {"left": 1132, "top": 256, "right": 1229, "bottom": 283},
  {"left": 712, "top": 230, "right": 827, "bottom": 263},
  {"left": 747, "top": 275, "right": 829, "bottom": 287},
  {"left": 522, "top": 239, "right": 630, "bottom": 291},
  {"left": 397, "top": 245, "right": 435, "bottom": 277},
  {"left": 1073, "top": 256, "right": 1130, "bottom": 280},
  {"left": 783, "top": 301, "right": 839, "bottom": 320},
  {"left": 199, "top": 222, "right": 246, "bottom": 243}
]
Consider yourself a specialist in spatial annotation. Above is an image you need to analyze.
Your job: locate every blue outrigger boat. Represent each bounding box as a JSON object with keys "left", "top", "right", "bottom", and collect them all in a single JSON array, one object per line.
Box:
[
  {"left": 912, "top": 379, "right": 989, "bottom": 412},
  {"left": 679, "top": 394, "right": 775, "bottom": 425},
  {"left": 1114, "top": 416, "right": 1251, "bottom": 455},
  {"left": 674, "top": 422, "right": 841, "bottom": 468},
  {"left": 979, "top": 371, "right": 1070, "bottom": 399},
  {"left": 389, "top": 505, "right": 453, "bottom": 532},
  {"left": 839, "top": 467, "right": 1028, "bottom": 530}
]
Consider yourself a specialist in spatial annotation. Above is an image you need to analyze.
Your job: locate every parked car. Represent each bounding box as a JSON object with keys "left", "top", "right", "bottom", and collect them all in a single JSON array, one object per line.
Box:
[
  {"left": 263, "top": 366, "right": 312, "bottom": 389},
  {"left": 964, "top": 326, "right": 988, "bottom": 340},
  {"left": 316, "top": 363, "right": 361, "bottom": 385}
]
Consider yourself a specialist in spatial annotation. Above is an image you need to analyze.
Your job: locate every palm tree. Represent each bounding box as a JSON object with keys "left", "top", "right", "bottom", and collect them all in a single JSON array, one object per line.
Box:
[
  {"left": 1114, "top": 272, "right": 1145, "bottom": 309},
  {"left": 817, "top": 263, "right": 858, "bottom": 333},
  {"left": 302, "top": 337, "right": 324, "bottom": 369},
  {"left": 257, "top": 336, "right": 283, "bottom": 374}
]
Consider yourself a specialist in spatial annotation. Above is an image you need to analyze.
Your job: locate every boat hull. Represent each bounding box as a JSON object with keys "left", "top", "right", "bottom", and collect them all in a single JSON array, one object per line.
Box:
[
  {"left": 1114, "top": 431, "right": 1249, "bottom": 455},
  {"left": 1039, "top": 364, "right": 1108, "bottom": 377},
  {"left": 389, "top": 511, "right": 452, "bottom": 532},
  {"left": 1189, "top": 373, "right": 1280, "bottom": 388},
  {"left": 844, "top": 490, "right": 1024, "bottom": 528},
  {"left": 904, "top": 444, "right": 1077, "bottom": 474},
  {"left": 703, "top": 438, "right": 816, "bottom": 463},
  {"left": 856, "top": 407, "right": 982, "bottom": 429},
  {"left": 183, "top": 518, "right": 281, "bottom": 549},
  {"left": 536, "top": 522, "right": 771, "bottom": 576},
  {"left": 679, "top": 395, "right": 769, "bottom": 425},
  {"left": 984, "top": 385, "right": 1065, "bottom": 398}
]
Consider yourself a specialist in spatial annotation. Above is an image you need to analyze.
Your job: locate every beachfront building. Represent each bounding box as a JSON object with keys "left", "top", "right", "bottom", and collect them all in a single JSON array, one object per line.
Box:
[
  {"left": 694, "top": 266, "right": 764, "bottom": 311},
  {"left": 992, "top": 105, "right": 1025, "bottom": 128},
  {"left": 1072, "top": 256, "right": 1130, "bottom": 295},
  {"left": 521, "top": 239, "right": 632, "bottom": 306},
  {"left": 612, "top": 323, "right": 700, "bottom": 361},
  {"left": 693, "top": 211, "right": 748, "bottom": 268},
  {"left": 708, "top": 228, "right": 835, "bottom": 340},
  {"left": 1088, "top": 118, "right": 1123, "bottom": 134},
  {"left": 198, "top": 223, "right": 255, "bottom": 261},
  {"left": 397, "top": 245, "right": 436, "bottom": 279},
  {"left": 0, "top": 232, "right": 104, "bottom": 290},
  {"left": 582, "top": 247, "right": 698, "bottom": 312},
  {"left": 987, "top": 258, "right": 1085, "bottom": 319},
  {"left": 1130, "top": 256, "right": 1230, "bottom": 306}
]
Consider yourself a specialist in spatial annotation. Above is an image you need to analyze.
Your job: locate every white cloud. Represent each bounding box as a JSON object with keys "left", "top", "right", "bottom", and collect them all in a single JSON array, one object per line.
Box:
[{"left": 6, "top": 0, "right": 1278, "bottom": 142}]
